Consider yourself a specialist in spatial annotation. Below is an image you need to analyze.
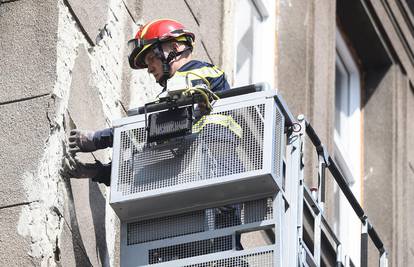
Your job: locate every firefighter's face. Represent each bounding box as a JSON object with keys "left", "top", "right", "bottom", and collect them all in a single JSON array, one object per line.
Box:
[{"left": 144, "top": 50, "right": 164, "bottom": 82}]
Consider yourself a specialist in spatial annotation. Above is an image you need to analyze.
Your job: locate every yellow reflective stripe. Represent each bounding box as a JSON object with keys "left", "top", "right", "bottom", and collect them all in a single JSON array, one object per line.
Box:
[
  {"left": 140, "top": 20, "right": 159, "bottom": 38},
  {"left": 176, "top": 66, "right": 224, "bottom": 79},
  {"left": 192, "top": 114, "right": 243, "bottom": 138},
  {"left": 175, "top": 36, "right": 187, "bottom": 42}
]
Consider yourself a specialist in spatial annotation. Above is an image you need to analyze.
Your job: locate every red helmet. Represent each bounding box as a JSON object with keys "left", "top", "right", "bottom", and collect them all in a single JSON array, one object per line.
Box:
[{"left": 128, "top": 19, "right": 195, "bottom": 69}]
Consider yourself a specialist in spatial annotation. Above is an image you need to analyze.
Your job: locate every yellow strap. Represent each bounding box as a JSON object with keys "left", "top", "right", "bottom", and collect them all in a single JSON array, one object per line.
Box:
[
  {"left": 192, "top": 114, "right": 243, "bottom": 138},
  {"left": 176, "top": 65, "right": 224, "bottom": 79}
]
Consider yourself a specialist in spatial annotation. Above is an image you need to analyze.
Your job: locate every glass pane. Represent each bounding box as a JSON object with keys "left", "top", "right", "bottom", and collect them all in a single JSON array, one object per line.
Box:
[
  {"left": 335, "top": 55, "right": 350, "bottom": 138},
  {"left": 335, "top": 64, "right": 342, "bottom": 136},
  {"left": 234, "top": 0, "right": 261, "bottom": 86}
]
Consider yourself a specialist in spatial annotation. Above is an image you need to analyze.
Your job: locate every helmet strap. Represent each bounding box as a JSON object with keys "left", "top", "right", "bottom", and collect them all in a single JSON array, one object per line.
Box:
[
  {"left": 152, "top": 43, "right": 193, "bottom": 87},
  {"left": 152, "top": 44, "right": 171, "bottom": 87}
]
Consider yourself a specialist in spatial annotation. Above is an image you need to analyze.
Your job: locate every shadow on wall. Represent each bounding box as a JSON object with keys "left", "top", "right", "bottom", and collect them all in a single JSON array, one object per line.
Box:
[
  {"left": 363, "top": 66, "right": 392, "bottom": 108},
  {"left": 64, "top": 177, "right": 93, "bottom": 266},
  {"left": 64, "top": 176, "right": 109, "bottom": 266},
  {"left": 62, "top": 111, "right": 111, "bottom": 265},
  {"left": 337, "top": 0, "right": 393, "bottom": 108},
  {"left": 89, "top": 179, "right": 110, "bottom": 266}
]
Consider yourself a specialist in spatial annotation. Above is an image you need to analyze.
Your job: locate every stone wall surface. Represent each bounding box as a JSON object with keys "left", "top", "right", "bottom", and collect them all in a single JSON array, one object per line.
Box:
[
  {"left": 65, "top": 0, "right": 110, "bottom": 45},
  {"left": 0, "top": 0, "right": 221, "bottom": 266},
  {"left": 407, "top": 87, "right": 414, "bottom": 264},
  {"left": 0, "top": 0, "right": 58, "bottom": 103},
  {"left": 0, "top": 96, "right": 52, "bottom": 207},
  {"left": 0, "top": 206, "right": 41, "bottom": 266}
]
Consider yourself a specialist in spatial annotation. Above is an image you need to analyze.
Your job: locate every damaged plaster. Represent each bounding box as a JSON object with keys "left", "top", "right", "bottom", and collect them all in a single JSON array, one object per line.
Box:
[
  {"left": 87, "top": 0, "right": 132, "bottom": 264},
  {"left": 17, "top": 0, "right": 132, "bottom": 265},
  {"left": 89, "top": 0, "right": 126, "bottom": 123},
  {"left": 17, "top": 0, "right": 86, "bottom": 264}
]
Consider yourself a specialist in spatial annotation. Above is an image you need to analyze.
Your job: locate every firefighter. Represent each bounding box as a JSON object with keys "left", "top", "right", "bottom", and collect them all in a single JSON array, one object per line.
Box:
[
  {"left": 64, "top": 18, "right": 234, "bottom": 184},
  {"left": 63, "top": 18, "right": 244, "bottom": 252}
]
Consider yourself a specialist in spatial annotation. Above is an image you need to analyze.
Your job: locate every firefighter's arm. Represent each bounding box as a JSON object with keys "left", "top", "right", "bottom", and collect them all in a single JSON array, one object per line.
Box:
[{"left": 68, "top": 127, "right": 114, "bottom": 153}]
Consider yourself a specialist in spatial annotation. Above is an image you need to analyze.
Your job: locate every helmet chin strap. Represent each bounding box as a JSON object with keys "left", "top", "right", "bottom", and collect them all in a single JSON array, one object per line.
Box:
[{"left": 152, "top": 43, "right": 192, "bottom": 88}]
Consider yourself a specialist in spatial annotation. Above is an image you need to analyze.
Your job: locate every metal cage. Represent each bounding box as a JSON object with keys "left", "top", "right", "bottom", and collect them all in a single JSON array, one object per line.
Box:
[
  {"left": 108, "top": 83, "right": 389, "bottom": 266},
  {"left": 110, "top": 89, "right": 284, "bottom": 220},
  {"left": 120, "top": 197, "right": 278, "bottom": 267}
]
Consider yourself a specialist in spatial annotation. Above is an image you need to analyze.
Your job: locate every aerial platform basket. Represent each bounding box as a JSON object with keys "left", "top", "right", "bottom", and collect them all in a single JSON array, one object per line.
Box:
[
  {"left": 120, "top": 197, "right": 278, "bottom": 267},
  {"left": 109, "top": 84, "right": 285, "bottom": 220}
]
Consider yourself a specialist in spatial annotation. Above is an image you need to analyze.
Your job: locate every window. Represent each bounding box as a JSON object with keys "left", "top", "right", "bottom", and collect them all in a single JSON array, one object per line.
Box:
[
  {"left": 334, "top": 29, "right": 362, "bottom": 185},
  {"left": 233, "top": 0, "right": 275, "bottom": 87},
  {"left": 333, "top": 28, "right": 362, "bottom": 264}
]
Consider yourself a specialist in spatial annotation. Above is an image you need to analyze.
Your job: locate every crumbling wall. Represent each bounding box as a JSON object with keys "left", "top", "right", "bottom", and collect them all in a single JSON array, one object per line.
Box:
[
  {"left": 0, "top": 0, "right": 142, "bottom": 265},
  {"left": 0, "top": 0, "right": 225, "bottom": 266},
  {"left": 0, "top": 0, "right": 59, "bottom": 266},
  {"left": 13, "top": 0, "right": 147, "bottom": 265}
]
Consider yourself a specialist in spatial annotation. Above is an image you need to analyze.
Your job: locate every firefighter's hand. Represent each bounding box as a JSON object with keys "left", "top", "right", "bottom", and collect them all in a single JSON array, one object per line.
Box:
[
  {"left": 197, "top": 101, "right": 208, "bottom": 112},
  {"left": 196, "top": 100, "right": 212, "bottom": 116},
  {"left": 68, "top": 129, "right": 97, "bottom": 153},
  {"left": 60, "top": 154, "right": 103, "bottom": 178}
]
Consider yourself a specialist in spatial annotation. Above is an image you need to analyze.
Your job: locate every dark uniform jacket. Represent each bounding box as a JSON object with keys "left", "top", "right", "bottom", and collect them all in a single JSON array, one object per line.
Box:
[
  {"left": 93, "top": 60, "right": 229, "bottom": 150},
  {"left": 92, "top": 60, "right": 229, "bottom": 185}
]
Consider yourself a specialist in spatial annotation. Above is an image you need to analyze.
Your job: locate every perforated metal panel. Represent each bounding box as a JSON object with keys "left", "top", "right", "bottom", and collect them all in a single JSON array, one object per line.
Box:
[
  {"left": 110, "top": 90, "right": 284, "bottom": 220},
  {"left": 127, "top": 198, "right": 273, "bottom": 245},
  {"left": 149, "top": 235, "right": 233, "bottom": 264},
  {"left": 183, "top": 250, "right": 274, "bottom": 267},
  {"left": 116, "top": 105, "right": 265, "bottom": 196},
  {"left": 274, "top": 104, "right": 284, "bottom": 185},
  {"left": 121, "top": 197, "right": 276, "bottom": 267}
]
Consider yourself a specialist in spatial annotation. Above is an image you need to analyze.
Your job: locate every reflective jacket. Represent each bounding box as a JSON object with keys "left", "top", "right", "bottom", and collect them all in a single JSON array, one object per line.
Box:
[
  {"left": 93, "top": 60, "right": 233, "bottom": 148},
  {"left": 172, "top": 60, "right": 230, "bottom": 92}
]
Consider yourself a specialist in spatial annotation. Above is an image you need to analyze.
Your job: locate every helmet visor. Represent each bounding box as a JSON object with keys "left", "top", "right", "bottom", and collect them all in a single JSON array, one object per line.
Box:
[{"left": 128, "top": 38, "right": 158, "bottom": 69}]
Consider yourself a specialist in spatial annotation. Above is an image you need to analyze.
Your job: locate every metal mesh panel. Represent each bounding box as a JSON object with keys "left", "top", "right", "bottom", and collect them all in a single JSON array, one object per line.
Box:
[
  {"left": 117, "top": 128, "right": 146, "bottom": 195},
  {"left": 127, "top": 210, "right": 205, "bottom": 245},
  {"left": 127, "top": 198, "right": 273, "bottom": 245},
  {"left": 274, "top": 106, "right": 284, "bottom": 180},
  {"left": 116, "top": 105, "right": 266, "bottom": 196},
  {"left": 183, "top": 250, "right": 274, "bottom": 267},
  {"left": 148, "top": 236, "right": 233, "bottom": 264}
]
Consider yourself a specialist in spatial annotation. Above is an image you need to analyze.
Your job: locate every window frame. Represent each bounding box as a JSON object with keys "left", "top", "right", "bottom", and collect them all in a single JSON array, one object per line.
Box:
[
  {"left": 334, "top": 29, "right": 362, "bottom": 186},
  {"left": 333, "top": 28, "right": 363, "bottom": 265},
  {"left": 233, "top": 0, "right": 276, "bottom": 88}
]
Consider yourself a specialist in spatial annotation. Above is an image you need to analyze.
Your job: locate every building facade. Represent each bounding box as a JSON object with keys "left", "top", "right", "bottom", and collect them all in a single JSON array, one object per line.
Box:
[{"left": 0, "top": 0, "right": 412, "bottom": 266}]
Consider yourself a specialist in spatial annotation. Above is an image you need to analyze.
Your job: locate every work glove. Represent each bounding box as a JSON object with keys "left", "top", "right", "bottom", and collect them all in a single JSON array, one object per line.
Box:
[
  {"left": 61, "top": 154, "right": 103, "bottom": 179},
  {"left": 60, "top": 154, "right": 111, "bottom": 186},
  {"left": 68, "top": 129, "right": 97, "bottom": 153}
]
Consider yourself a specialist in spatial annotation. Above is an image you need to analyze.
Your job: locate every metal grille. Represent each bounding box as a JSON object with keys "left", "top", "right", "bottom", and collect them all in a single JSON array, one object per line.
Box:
[
  {"left": 127, "top": 198, "right": 273, "bottom": 245},
  {"left": 148, "top": 236, "right": 233, "bottom": 264},
  {"left": 183, "top": 250, "right": 274, "bottom": 267},
  {"left": 117, "top": 128, "right": 146, "bottom": 195},
  {"left": 127, "top": 210, "right": 205, "bottom": 245},
  {"left": 116, "top": 105, "right": 266, "bottom": 196},
  {"left": 274, "top": 105, "right": 284, "bottom": 180}
]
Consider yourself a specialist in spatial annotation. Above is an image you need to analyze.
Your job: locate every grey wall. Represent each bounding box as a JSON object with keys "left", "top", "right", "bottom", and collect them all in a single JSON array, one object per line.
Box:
[
  {"left": 277, "top": 0, "right": 337, "bottom": 224},
  {"left": 363, "top": 66, "right": 395, "bottom": 264},
  {"left": 277, "top": 0, "right": 414, "bottom": 265},
  {"left": 0, "top": 0, "right": 58, "bottom": 265},
  {"left": 407, "top": 86, "right": 414, "bottom": 264},
  {"left": 0, "top": 0, "right": 225, "bottom": 266}
]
